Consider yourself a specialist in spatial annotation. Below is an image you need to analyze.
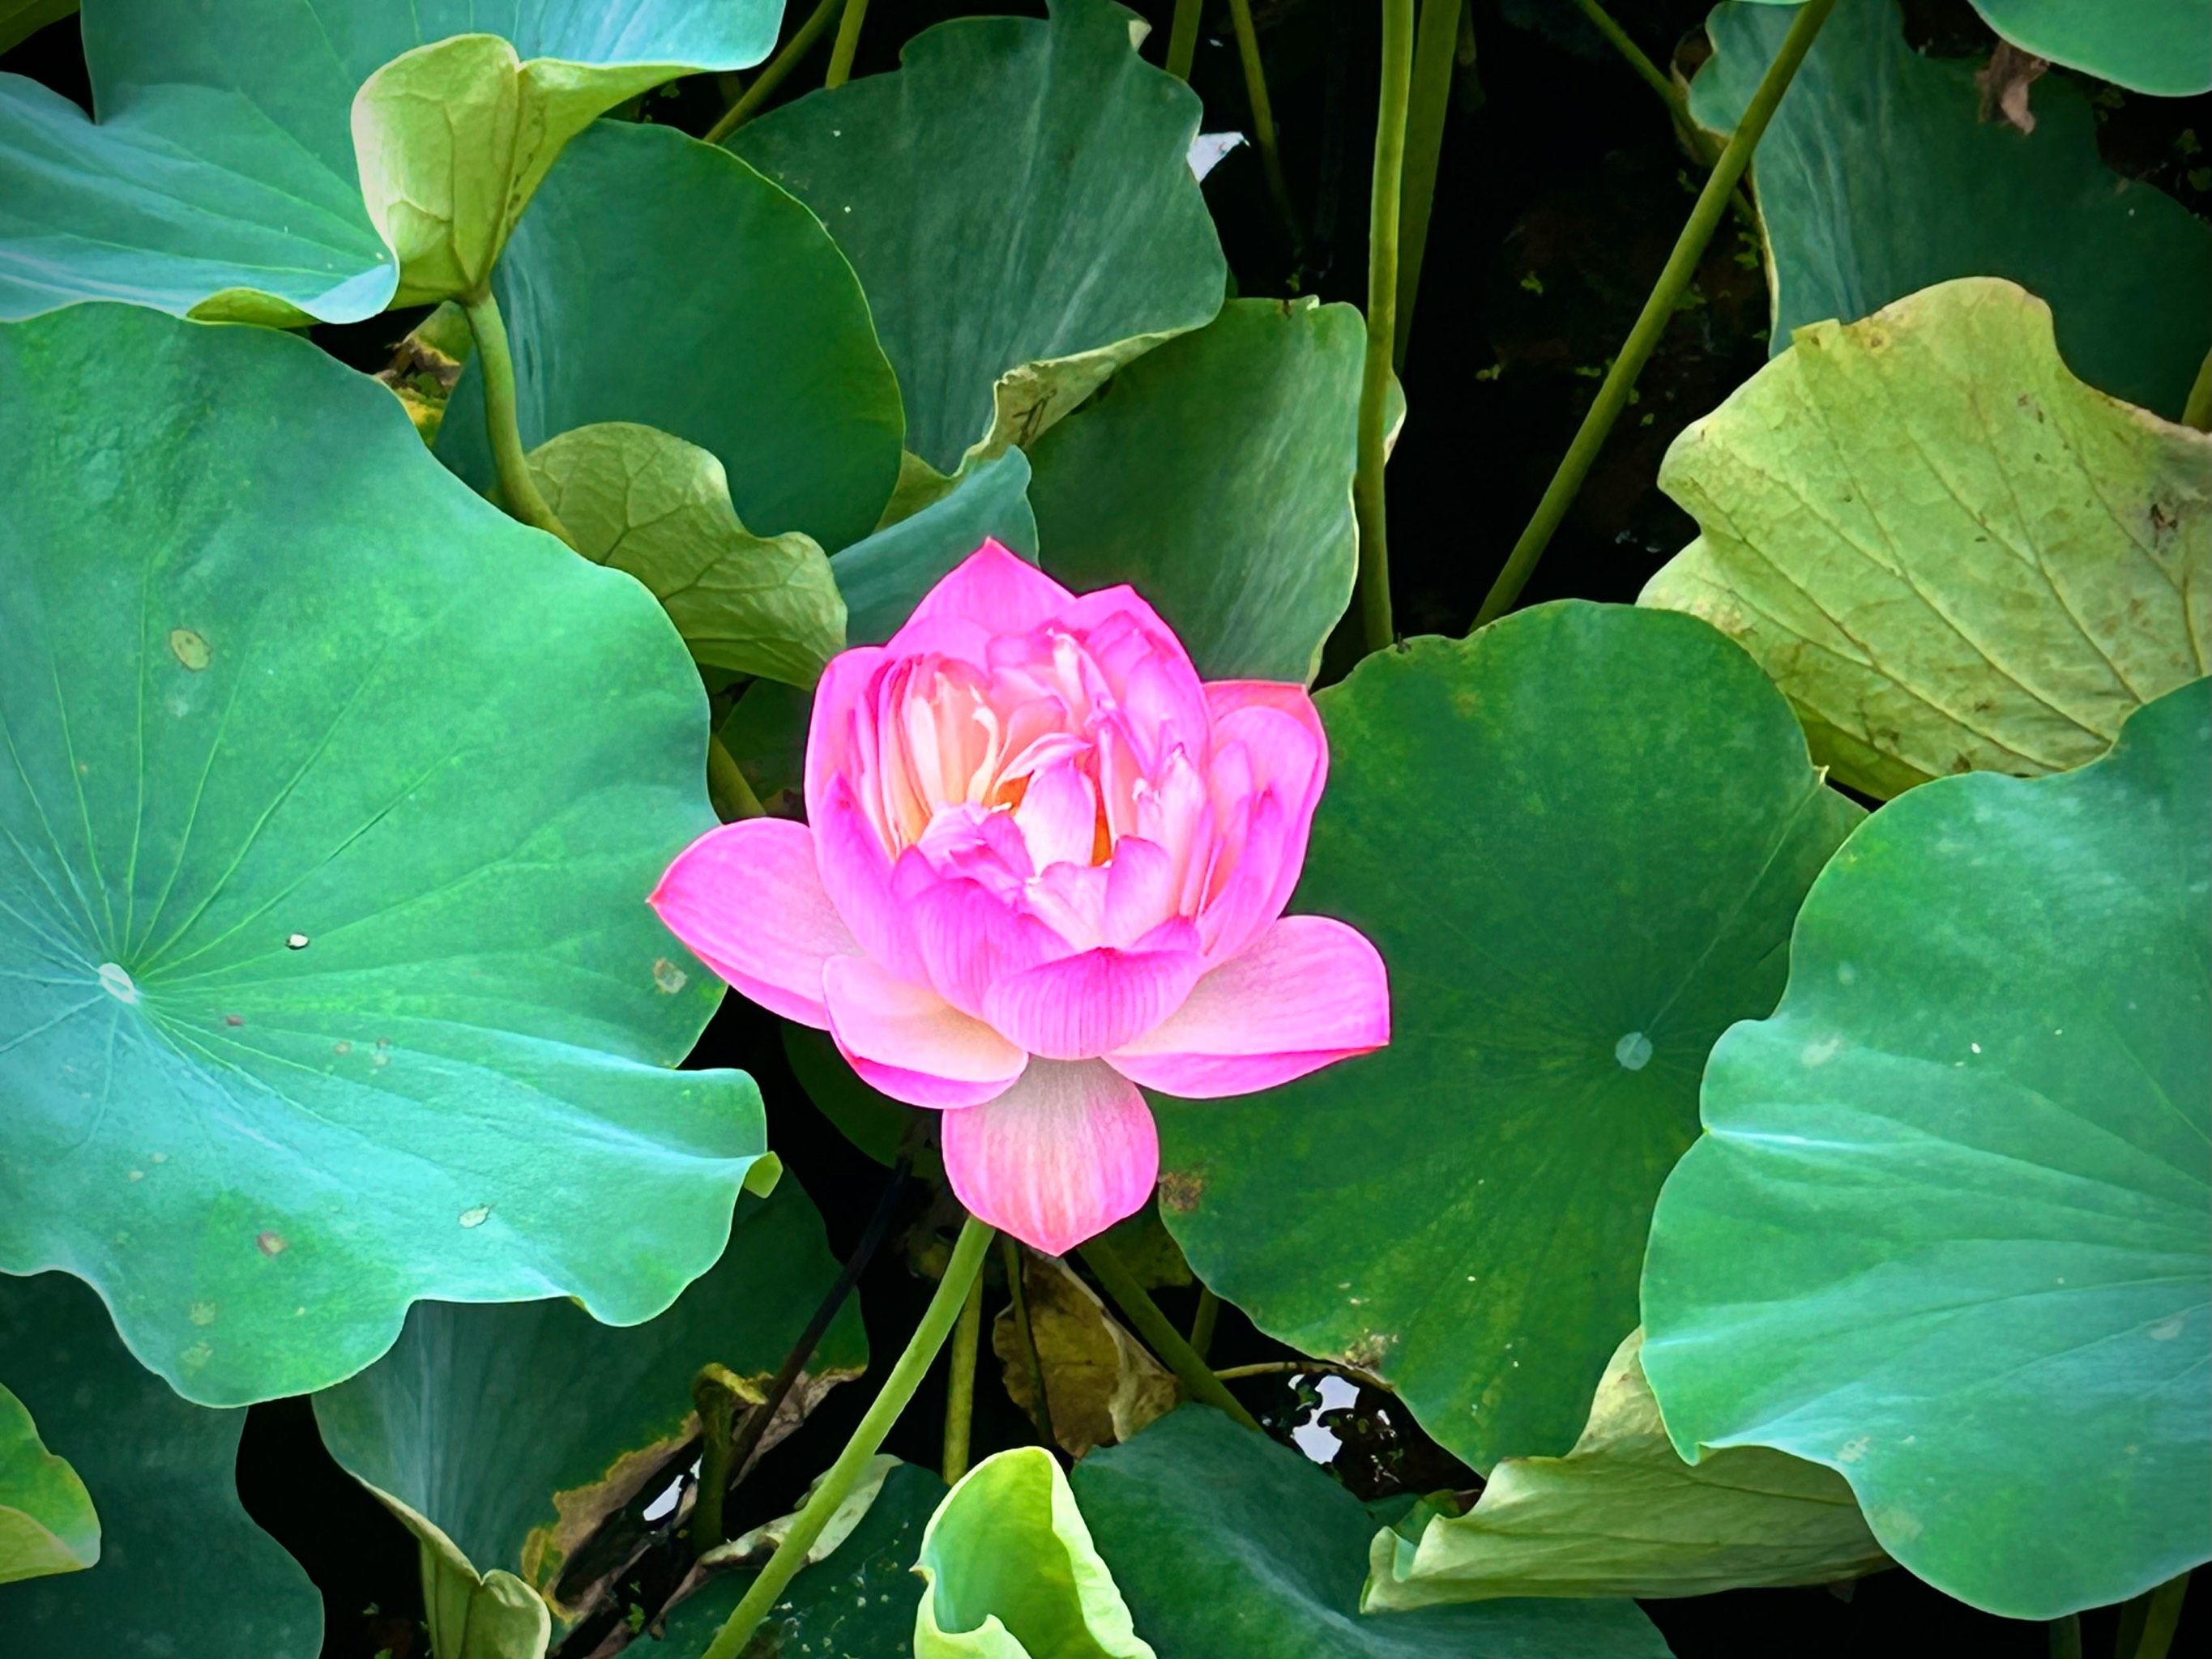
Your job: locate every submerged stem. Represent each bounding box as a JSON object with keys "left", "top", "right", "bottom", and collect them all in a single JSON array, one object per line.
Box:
[
  {"left": 1225, "top": 0, "right": 1301, "bottom": 255},
  {"left": 461, "top": 290, "right": 570, "bottom": 548},
  {"left": 2184, "top": 352, "right": 2211, "bottom": 432},
  {"left": 1473, "top": 0, "right": 1836, "bottom": 627},
  {"left": 699, "top": 1215, "right": 994, "bottom": 1659},
  {"left": 704, "top": 0, "right": 843, "bottom": 143},
  {"left": 1001, "top": 1235, "right": 1057, "bottom": 1449},
  {"left": 825, "top": 0, "right": 870, "bottom": 89},
  {"left": 942, "top": 1273, "right": 984, "bottom": 1482},
  {"left": 1080, "top": 1237, "right": 1261, "bottom": 1432},
  {"left": 1189, "top": 1286, "right": 1219, "bottom": 1362},
  {"left": 706, "top": 734, "right": 766, "bottom": 822},
  {"left": 1393, "top": 0, "right": 1462, "bottom": 368},
  {"left": 1165, "top": 0, "right": 1202, "bottom": 81},
  {"left": 2116, "top": 1571, "right": 2193, "bottom": 1659},
  {"left": 1355, "top": 0, "right": 1416, "bottom": 655}
]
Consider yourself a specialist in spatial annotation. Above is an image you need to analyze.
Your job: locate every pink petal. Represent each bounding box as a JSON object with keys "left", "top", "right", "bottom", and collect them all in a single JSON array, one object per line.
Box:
[
  {"left": 648, "top": 819, "right": 857, "bottom": 1027},
  {"left": 1101, "top": 836, "right": 1180, "bottom": 948},
  {"left": 981, "top": 934, "right": 1205, "bottom": 1060},
  {"left": 911, "top": 875, "right": 1061, "bottom": 1017},
  {"left": 823, "top": 953, "right": 1027, "bottom": 1107},
  {"left": 941, "top": 1060, "right": 1158, "bottom": 1255},
  {"left": 804, "top": 645, "right": 892, "bottom": 826},
  {"left": 1013, "top": 757, "right": 1100, "bottom": 871},
  {"left": 1108, "top": 915, "right": 1389, "bottom": 1097},
  {"left": 811, "top": 774, "right": 925, "bottom": 982},
  {"left": 887, "top": 540, "right": 1074, "bottom": 657}
]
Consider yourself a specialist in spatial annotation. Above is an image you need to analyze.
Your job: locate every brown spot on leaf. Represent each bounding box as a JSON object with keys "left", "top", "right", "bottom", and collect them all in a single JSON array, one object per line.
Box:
[
  {"left": 1157, "top": 1170, "right": 1205, "bottom": 1213},
  {"left": 256, "top": 1231, "right": 287, "bottom": 1256},
  {"left": 169, "top": 628, "right": 211, "bottom": 671}
]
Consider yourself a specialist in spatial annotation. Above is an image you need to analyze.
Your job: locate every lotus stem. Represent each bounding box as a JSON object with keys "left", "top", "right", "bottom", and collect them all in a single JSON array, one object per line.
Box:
[
  {"left": 1568, "top": 0, "right": 1757, "bottom": 229},
  {"left": 2116, "top": 1571, "right": 2193, "bottom": 1659},
  {"left": 1001, "top": 1235, "right": 1057, "bottom": 1448},
  {"left": 2184, "top": 352, "right": 2210, "bottom": 431},
  {"left": 1392, "top": 0, "right": 1462, "bottom": 368},
  {"left": 1189, "top": 1286, "right": 1219, "bottom": 1360},
  {"left": 1165, "top": 0, "right": 1202, "bottom": 82},
  {"left": 942, "top": 1273, "right": 984, "bottom": 1482},
  {"left": 1079, "top": 1236, "right": 1261, "bottom": 1432},
  {"left": 825, "top": 0, "right": 871, "bottom": 89},
  {"left": 688, "top": 1364, "right": 760, "bottom": 1553},
  {"left": 699, "top": 1214, "right": 994, "bottom": 1659},
  {"left": 704, "top": 0, "right": 843, "bottom": 143},
  {"left": 461, "top": 290, "right": 571, "bottom": 548},
  {"left": 1213, "top": 1358, "right": 1390, "bottom": 1391},
  {"left": 1473, "top": 0, "right": 1836, "bottom": 629},
  {"left": 1356, "top": 0, "right": 1417, "bottom": 654},
  {"left": 1225, "top": 0, "right": 1301, "bottom": 255}
]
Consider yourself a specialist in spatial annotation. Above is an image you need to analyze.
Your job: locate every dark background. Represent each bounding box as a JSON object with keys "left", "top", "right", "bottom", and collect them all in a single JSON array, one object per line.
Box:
[{"left": 6, "top": 3, "right": 2206, "bottom": 1655}]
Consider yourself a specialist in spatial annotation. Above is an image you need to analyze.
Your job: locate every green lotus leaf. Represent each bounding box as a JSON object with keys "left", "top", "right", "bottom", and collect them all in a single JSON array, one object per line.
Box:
[
  {"left": 1969, "top": 0, "right": 2211, "bottom": 96},
  {"left": 314, "top": 1179, "right": 867, "bottom": 1619},
  {"left": 1069, "top": 1407, "right": 1672, "bottom": 1657},
  {"left": 1642, "top": 278, "right": 2210, "bottom": 800},
  {"left": 0, "top": 1270, "right": 321, "bottom": 1654},
  {"left": 0, "top": 0, "right": 783, "bottom": 323},
  {"left": 730, "top": 0, "right": 1227, "bottom": 476},
  {"left": 1642, "top": 678, "right": 2211, "bottom": 1618},
  {"left": 438, "top": 117, "right": 902, "bottom": 554},
  {"left": 784, "top": 1021, "right": 929, "bottom": 1170},
  {"left": 374, "top": 1491, "right": 551, "bottom": 1659},
  {"left": 1030, "top": 297, "right": 1364, "bottom": 684},
  {"left": 0, "top": 304, "right": 767, "bottom": 1406},
  {"left": 1692, "top": 0, "right": 2210, "bottom": 417},
  {"left": 0, "top": 1383, "right": 97, "bottom": 1584},
  {"left": 1155, "top": 603, "right": 1861, "bottom": 1470},
  {"left": 0, "top": 1, "right": 74, "bottom": 55},
  {"left": 657, "top": 1461, "right": 948, "bottom": 1657},
  {"left": 1364, "top": 1329, "right": 1886, "bottom": 1609},
  {"left": 526, "top": 421, "right": 846, "bottom": 688},
  {"left": 916, "top": 1446, "right": 1154, "bottom": 1658}
]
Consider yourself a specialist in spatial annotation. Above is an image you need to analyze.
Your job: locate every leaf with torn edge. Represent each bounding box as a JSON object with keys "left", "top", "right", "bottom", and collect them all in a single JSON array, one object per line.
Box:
[{"left": 1644, "top": 277, "right": 2210, "bottom": 800}]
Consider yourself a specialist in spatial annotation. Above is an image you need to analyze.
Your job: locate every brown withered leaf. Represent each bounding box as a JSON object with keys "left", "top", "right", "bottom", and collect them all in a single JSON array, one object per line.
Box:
[
  {"left": 1976, "top": 41, "right": 2049, "bottom": 134},
  {"left": 993, "top": 1254, "right": 1177, "bottom": 1458}
]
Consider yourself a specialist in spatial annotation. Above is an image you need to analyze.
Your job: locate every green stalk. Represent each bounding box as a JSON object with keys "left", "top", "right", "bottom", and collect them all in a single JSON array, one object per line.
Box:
[
  {"left": 1569, "top": 0, "right": 1757, "bottom": 228},
  {"left": 1079, "top": 1237, "right": 1261, "bottom": 1432},
  {"left": 824, "top": 0, "right": 870, "bottom": 89},
  {"left": 1225, "top": 0, "right": 1301, "bottom": 253},
  {"left": 2048, "top": 1614, "right": 2083, "bottom": 1659},
  {"left": 1472, "top": 0, "right": 1835, "bottom": 628},
  {"left": 1001, "top": 1235, "right": 1057, "bottom": 1448},
  {"left": 2116, "top": 1571, "right": 2193, "bottom": 1659},
  {"left": 461, "top": 290, "right": 570, "bottom": 547},
  {"left": 2184, "top": 351, "right": 2211, "bottom": 432},
  {"left": 688, "top": 1365, "right": 761, "bottom": 1555},
  {"left": 1392, "top": 0, "right": 1463, "bottom": 368},
  {"left": 1165, "top": 0, "right": 1202, "bottom": 81},
  {"left": 942, "top": 1273, "right": 984, "bottom": 1482},
  {"left": 699, "top": 1216, "right": 995, "bottom": 1659},
  {"left": 703, "top": 0, "right": 843, "bottom": 143},
  {"left": 1355, "top": 0, "right": 1417, "bottom": 654},
  {"left": 1188, "top": 1286, "right": 1219, "bottom": 1361}
]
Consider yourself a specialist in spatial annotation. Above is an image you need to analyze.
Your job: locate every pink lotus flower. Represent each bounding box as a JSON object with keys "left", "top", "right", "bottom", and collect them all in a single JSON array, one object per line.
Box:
[{"left": 651, "top": 544, "right": 1389, "bottom": 1254}]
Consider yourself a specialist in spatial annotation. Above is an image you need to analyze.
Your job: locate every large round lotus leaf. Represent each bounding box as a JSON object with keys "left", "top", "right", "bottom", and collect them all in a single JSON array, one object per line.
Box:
[
  {"left": 1069, "top": 1407, "right": 1671, "bottom": 1657},
  {"left": 1029, "top": 297, "right": 1364, "bottom": 684},
  {"left": 1970, "top": 1, "right": 2210, "bottom": 96},
  {"left": 314, "top": 1179, "right": 867, "bottom": 1618},
  {"left": 0, "top": 0, "right": 782, "bottom": 323},
  {"left": 0, "top": 304, "right": 768, "bottom": 1407},
  {"left": 658, "top": 1461, "right": 948, "bottom": 1657},
  {"left": 917, "top": 1446, "right": 1153, "bottom": 1658},
  {"left": 1364, "top": 1329, "right": 1885, "bottom": 1610},
  {"left": 1643, "top": 278, "right": 2210, "bottom": 801},
  {"left": 1155, "top": 603, "right": 1861, "bottom": 1471},
  {"left": 1692, "top": 0, "right": 2210, "bottom": 418},
  {"left": 1642, "top": 679, "right": 2212, "bottom": 1619},
  {"left": 0, "top": 1383, "right": 97, "bottom": 1583},
  {"left": 0, "top": 1270, "right": 321, "bottom": 1655},
  {"left": 729, "top": 0, "right": 1227, "bottom": 476},
  {"left": 438, "top": 118, "right": 902, "bottom": 554}
]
